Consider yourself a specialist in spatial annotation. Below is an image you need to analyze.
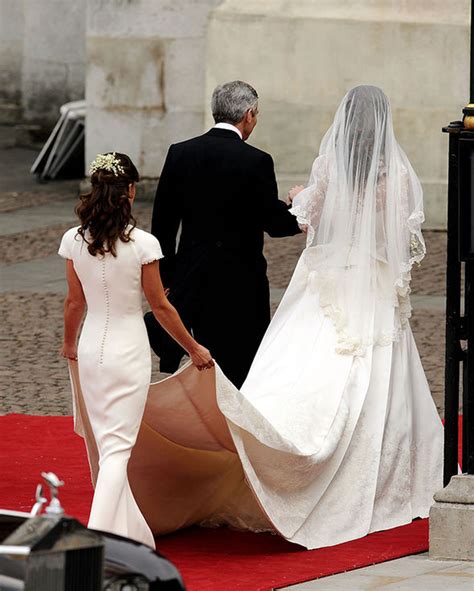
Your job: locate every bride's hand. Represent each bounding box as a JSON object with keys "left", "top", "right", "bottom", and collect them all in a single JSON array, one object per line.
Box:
[
  {"left": 61, "top": 343, "right": 78, "bottom": 360},
  {"left": 189, "top": 343, "right": 214, "bottom": 371},
  {"left": 288, "top": 185, "right": 305, "bottom": 203}
]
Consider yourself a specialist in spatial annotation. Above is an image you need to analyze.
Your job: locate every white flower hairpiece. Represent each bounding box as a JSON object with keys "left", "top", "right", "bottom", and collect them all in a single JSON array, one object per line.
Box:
[{"left": 89, "top": 152, "right": 125, "bottom": 177}]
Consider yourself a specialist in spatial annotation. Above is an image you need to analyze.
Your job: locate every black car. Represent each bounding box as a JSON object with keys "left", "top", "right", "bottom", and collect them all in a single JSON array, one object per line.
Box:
[{"left": 0, "top": 506, "right": 185, "bottom": 590}]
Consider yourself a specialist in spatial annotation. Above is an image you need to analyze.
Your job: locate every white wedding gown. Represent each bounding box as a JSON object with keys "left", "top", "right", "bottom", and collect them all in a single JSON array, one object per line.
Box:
[
  {"left": 220, "top": 253, "right": 444, "bottom": 548},
  {"left": 63, "top": 227, "right": 443, "bottom": 550}
]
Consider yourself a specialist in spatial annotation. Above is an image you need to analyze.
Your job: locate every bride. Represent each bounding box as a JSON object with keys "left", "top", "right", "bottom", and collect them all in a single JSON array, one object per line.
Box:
[{"left": 68, "top": 86, "right": 443, "bottom": 551}]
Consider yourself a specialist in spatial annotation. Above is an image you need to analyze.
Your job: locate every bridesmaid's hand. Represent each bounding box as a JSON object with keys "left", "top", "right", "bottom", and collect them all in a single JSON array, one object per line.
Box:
[
  {"left": 61, "top": 343, "right": 78, "bottom": 360},
  {"left": 189, "top": 343, "right": 214, "bottom": 371}
]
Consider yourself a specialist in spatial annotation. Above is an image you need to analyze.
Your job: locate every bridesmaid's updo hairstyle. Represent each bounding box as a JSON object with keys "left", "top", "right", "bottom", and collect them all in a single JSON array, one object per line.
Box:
[{"left": 76, "top": 152, "right": 139, "bottom": 257}]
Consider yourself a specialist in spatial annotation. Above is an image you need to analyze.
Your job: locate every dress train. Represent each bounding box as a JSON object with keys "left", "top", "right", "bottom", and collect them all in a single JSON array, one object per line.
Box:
[{"left": 69, "top": 254, "right": 443, "bottom": 550}]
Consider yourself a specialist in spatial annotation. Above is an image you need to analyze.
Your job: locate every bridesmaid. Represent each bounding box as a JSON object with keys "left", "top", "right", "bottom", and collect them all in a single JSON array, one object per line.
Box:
[{"left": 59, "top": 152, "right": 213, "bottom": 547}]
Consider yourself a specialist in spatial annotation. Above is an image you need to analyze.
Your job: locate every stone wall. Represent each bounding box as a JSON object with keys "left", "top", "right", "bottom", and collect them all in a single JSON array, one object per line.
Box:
[
  {"left": 0, "top": 0, "right": 24, "bottom": 103},
  {"left": 0, "top": 0, "right": 470, "bottom": 226},
  {"left": 86, "top": 0, "right": 223, "bottom": 177},
  {"left": 21, "top": 0, "right": 86, "bottom": 124},
  {"left": 206, "top": 0, "right": 471, "bottom": 228}
]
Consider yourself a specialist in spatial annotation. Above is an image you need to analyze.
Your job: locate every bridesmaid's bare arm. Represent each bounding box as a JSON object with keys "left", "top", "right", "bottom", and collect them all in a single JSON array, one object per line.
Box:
[
  {"left": 62, "top": 259, "right": 86, "bottom": 360},
  {"left": 142, "top": 261, "right": 214, "bottom": 370}
]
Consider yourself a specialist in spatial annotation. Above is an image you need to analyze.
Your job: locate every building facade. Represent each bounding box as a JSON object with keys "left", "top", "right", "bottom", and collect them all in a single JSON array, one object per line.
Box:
[{"left": 1, "top": 0, "right": 470, "bottom": 227}]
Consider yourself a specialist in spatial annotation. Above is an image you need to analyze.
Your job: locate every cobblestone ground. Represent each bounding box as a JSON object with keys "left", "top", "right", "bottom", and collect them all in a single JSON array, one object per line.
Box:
[{"left": 0, "top": 150, "right": 447, "bottom": 416}]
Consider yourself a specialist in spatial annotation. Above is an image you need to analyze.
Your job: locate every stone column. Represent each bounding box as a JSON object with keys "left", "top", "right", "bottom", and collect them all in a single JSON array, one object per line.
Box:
[
  {"left": 0, "top": 0, "right": 24, "bottom": 104},
  {"left": 21, "top": 0, "right": 86, "bottom": 125},
  {"left": 86, "top": 0, "right": 223, "bottom": 178},
  {"left": 206, "top": 0, "right": 470, "bottom": 228}
]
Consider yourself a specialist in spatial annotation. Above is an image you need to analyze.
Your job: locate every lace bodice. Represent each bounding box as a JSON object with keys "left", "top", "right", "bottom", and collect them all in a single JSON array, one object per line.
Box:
[{"left": 288, "top": 150, "right": 425, "bottom": 355}]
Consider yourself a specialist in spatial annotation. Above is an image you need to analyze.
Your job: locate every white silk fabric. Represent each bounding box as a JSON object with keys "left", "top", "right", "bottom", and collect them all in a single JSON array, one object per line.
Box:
[{"left": 291, "top": 85, "right": 425, "bottom": 355}]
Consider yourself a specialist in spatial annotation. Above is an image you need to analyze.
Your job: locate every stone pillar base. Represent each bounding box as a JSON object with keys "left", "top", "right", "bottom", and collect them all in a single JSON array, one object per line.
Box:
[{"left": 429, "top": 474, "right": 474, "bottom": 561}]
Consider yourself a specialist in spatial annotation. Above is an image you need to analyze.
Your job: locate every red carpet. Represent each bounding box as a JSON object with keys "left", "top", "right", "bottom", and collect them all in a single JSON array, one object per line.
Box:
[{"left": 0, "top": 414, "right": 462, "bottom": 591}]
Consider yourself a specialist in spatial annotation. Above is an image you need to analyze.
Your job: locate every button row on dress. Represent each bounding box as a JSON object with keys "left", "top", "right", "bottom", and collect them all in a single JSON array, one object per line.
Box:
[{"left": 99, "top": 258, "right": 110, "bottom": 365}]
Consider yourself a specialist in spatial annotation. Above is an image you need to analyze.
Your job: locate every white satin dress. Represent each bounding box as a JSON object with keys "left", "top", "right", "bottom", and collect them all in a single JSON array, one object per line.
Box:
[{"left": 59, "top": 226, "right": 163, "bottom": 548}]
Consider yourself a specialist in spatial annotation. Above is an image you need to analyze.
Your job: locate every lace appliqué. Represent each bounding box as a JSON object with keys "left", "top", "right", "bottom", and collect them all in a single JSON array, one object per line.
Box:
[
  {"left": 306, "top": 269, "right": 393, "bottom": 356},
  {"left": 291, "top": 155, "right": 426, "bottom": 356},
  {"left": 303, "top": 212, "right": 426, "bottom": 358},
  {"left": 290, "top": 154, "right": 329, "bottom": 247},
  {"left": 395, "top": 210, "right": 426, "bottom": 323},
  {"left": 410, "top": 233, "right": 425, "bottom": 260}
]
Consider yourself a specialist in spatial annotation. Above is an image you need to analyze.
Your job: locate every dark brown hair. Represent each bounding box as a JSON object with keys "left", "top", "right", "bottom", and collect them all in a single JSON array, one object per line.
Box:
[{"left": 76, "top": 152, "right": 139, "bottom": 257}]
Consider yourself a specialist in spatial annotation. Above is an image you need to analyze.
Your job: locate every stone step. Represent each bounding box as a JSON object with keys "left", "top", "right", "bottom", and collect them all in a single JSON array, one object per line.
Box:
[{"left": 0, "top": 102, "right": 22, "bottom": 125}]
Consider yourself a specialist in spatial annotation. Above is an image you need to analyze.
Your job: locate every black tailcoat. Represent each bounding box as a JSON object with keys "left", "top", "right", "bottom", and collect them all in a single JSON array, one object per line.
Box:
[{"left": 147, "top": 128, "right": 300, "bottom": 387}]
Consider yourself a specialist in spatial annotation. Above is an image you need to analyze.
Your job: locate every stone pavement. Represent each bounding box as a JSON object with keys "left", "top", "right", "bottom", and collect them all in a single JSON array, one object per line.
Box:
[{"left": 281, "top": 553, "right": 474, "bottom": 590}]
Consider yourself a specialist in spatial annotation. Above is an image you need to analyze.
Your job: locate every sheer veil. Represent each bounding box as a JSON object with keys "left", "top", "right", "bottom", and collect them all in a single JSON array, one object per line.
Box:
[{"left": 291, "top": 85, "right": 425, "bottom": 355}]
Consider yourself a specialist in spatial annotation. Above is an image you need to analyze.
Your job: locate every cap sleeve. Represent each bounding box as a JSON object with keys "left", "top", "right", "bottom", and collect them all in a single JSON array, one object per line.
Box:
[
  {"left": 136, "top": 231, "right": 164, "bottom": 265},
  {"left": 58, "top": 227, "right": 78, "bottom": 260}
]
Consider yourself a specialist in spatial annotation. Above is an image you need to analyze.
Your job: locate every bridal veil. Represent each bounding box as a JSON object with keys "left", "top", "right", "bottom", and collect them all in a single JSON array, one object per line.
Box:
[{"left": 291, "top": 85, "right": 425, "bottom": 355}]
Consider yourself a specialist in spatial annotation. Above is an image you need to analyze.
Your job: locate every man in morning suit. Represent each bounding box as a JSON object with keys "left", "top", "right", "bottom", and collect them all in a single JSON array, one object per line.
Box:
[{"left": 146, "top": 80, "right": 301, "bottom": 388}]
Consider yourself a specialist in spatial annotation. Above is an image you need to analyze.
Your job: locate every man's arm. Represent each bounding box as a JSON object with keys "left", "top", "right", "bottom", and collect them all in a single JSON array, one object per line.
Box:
[
  {"left": 258, "top": 153, "right": 301, "bottom": 237},
  {"left": 151, "top": 146, "right": 181, "bottom": 286}
]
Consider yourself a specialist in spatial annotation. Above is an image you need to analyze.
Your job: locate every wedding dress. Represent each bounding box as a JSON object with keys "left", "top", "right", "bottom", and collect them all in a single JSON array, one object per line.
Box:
[
  {"left": 59, "top": 225, "right": 163, "bottom": 548},
  {"left": 67, "top": 86, "right": 443, "bottom": 550}
]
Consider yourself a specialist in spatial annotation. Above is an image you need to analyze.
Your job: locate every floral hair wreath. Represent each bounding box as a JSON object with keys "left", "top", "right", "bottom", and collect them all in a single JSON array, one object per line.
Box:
[{"left": 89, "top": 152, "right": 125, "bottom": 177}]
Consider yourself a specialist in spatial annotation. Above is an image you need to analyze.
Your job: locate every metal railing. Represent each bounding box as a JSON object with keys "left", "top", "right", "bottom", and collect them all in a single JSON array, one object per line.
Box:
[{"left": 443, "top": 0, "right": 474, "bottom": 483}]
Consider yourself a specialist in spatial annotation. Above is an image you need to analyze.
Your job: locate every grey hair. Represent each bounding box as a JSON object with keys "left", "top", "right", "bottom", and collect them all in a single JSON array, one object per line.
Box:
[{"left": 211, "top": 80, "right": 259, "bottom": 124}]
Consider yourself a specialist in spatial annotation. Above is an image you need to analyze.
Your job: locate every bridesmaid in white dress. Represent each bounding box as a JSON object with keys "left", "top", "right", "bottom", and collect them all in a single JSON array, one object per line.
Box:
[{"left": 59, "top": 152, "right": 213, "bottom": 548}]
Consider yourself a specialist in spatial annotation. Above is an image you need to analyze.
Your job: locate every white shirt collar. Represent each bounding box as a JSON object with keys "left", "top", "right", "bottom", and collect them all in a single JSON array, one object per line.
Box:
[{"left": 213, "top": 122, "right": 242, "bottom": 139}]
